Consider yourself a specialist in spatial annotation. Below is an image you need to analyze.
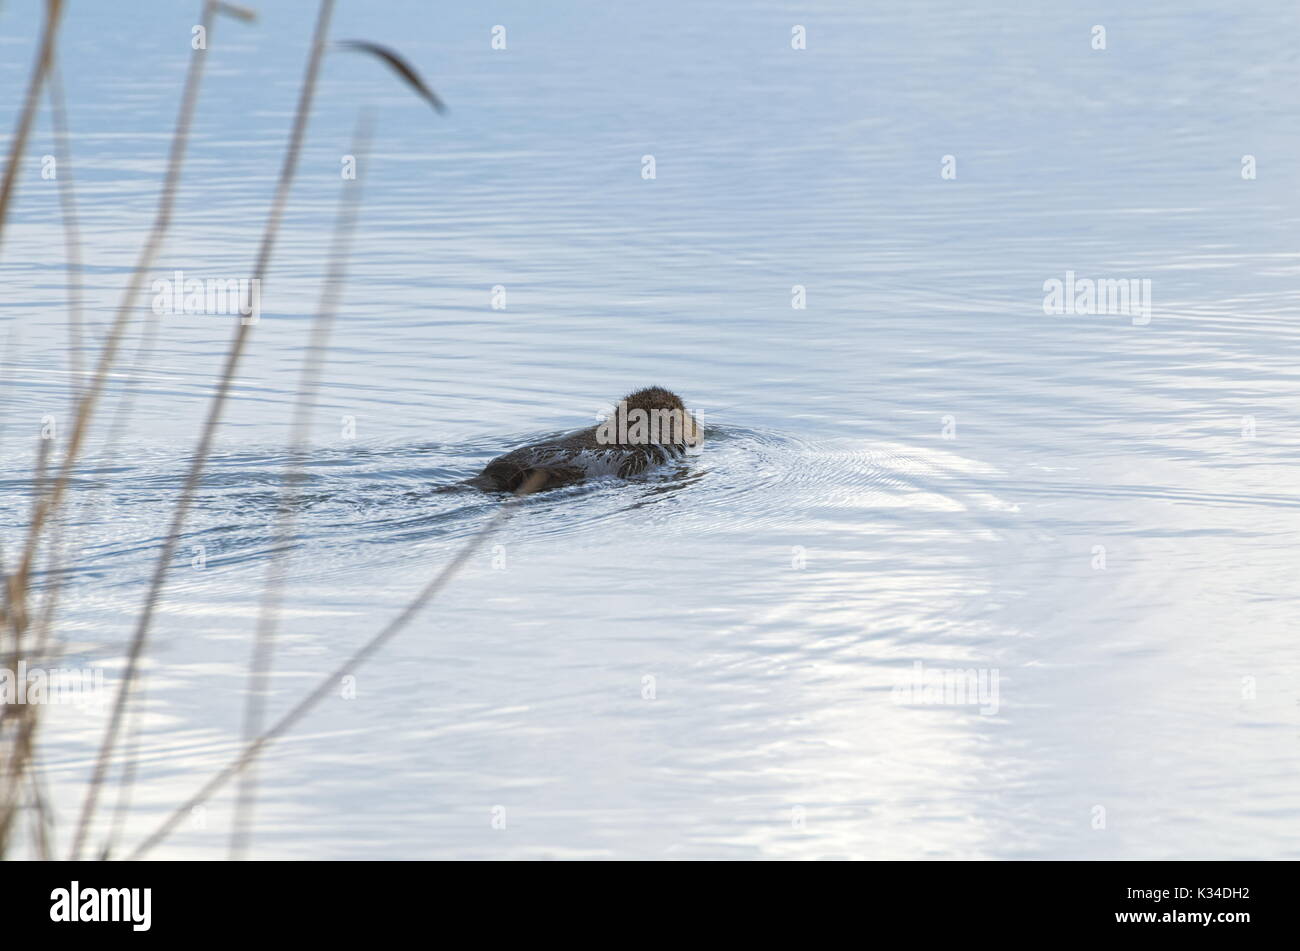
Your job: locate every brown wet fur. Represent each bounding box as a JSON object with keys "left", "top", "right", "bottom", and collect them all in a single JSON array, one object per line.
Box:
[{"left": 466, "top": 387, "right": 701, "bottom": 493}]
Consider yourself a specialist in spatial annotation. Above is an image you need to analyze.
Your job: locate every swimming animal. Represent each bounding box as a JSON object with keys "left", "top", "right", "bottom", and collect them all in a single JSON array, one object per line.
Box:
[{"left": 466, "top": 386, "right": 702, "bottom": 493}]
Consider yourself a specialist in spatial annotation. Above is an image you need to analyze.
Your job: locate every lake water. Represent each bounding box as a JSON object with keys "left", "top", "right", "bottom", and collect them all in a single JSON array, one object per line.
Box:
[{"left": 2, "top": 0, "right": 1298, "bottom": 859}]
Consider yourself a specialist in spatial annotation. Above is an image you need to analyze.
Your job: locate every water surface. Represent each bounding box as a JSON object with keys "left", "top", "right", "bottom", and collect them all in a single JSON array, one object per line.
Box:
[{"left": 2, "top": 0, "right": 1298, "bottom": 859}]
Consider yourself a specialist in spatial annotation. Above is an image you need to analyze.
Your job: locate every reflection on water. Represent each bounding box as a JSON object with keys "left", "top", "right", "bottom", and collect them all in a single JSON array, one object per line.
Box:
[{"left": 2, "top": 0, "right": 1299, "bottom": 858}]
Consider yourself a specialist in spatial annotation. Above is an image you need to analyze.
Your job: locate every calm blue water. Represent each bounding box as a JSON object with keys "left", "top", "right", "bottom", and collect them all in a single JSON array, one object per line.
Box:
[{"left": 2, "top": 0, "right": 1299, "bottom": 858}]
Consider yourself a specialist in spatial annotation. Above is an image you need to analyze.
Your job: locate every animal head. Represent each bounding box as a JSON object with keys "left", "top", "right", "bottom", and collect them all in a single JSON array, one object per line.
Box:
[{"left": 601, "top": 387, "right": 702, "bottom": 449}]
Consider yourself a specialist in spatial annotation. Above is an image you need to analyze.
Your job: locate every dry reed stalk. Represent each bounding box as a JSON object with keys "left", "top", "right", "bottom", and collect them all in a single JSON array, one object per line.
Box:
[
  {"left": 8, "top": 0, "right": 222, "bottom": 630},
  {"left": 0, "top": 0, "right": 64, "bottom": 252},
  {"left": 48, "top": 62, "right": 85, "bottom": 395},
  {"left": 229, "top": 112, "right": 372, "bottom": 860},
  {"left": 10, "top": 63, "right": 90, "bottom": 857},
  {"left": 27, "top": 760, "right": 53, "bottom": 859},
  {"left": 69, "top": 0, "right": 338, "bottom": 860},
  {"left": 0, "top": 0, "right": 246, "bottom": 860},
  {"left": 0, "top": 0, "right": 64, "bottom": 655},
  {"left": 23, "top": 55, "right": 87, "bottom": 735},
  {"left": 0, "top": 0, "right": 225, "bottom": 861},
  {"left": 0, "top": 439, "right": 52, "bottom": 853}
]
